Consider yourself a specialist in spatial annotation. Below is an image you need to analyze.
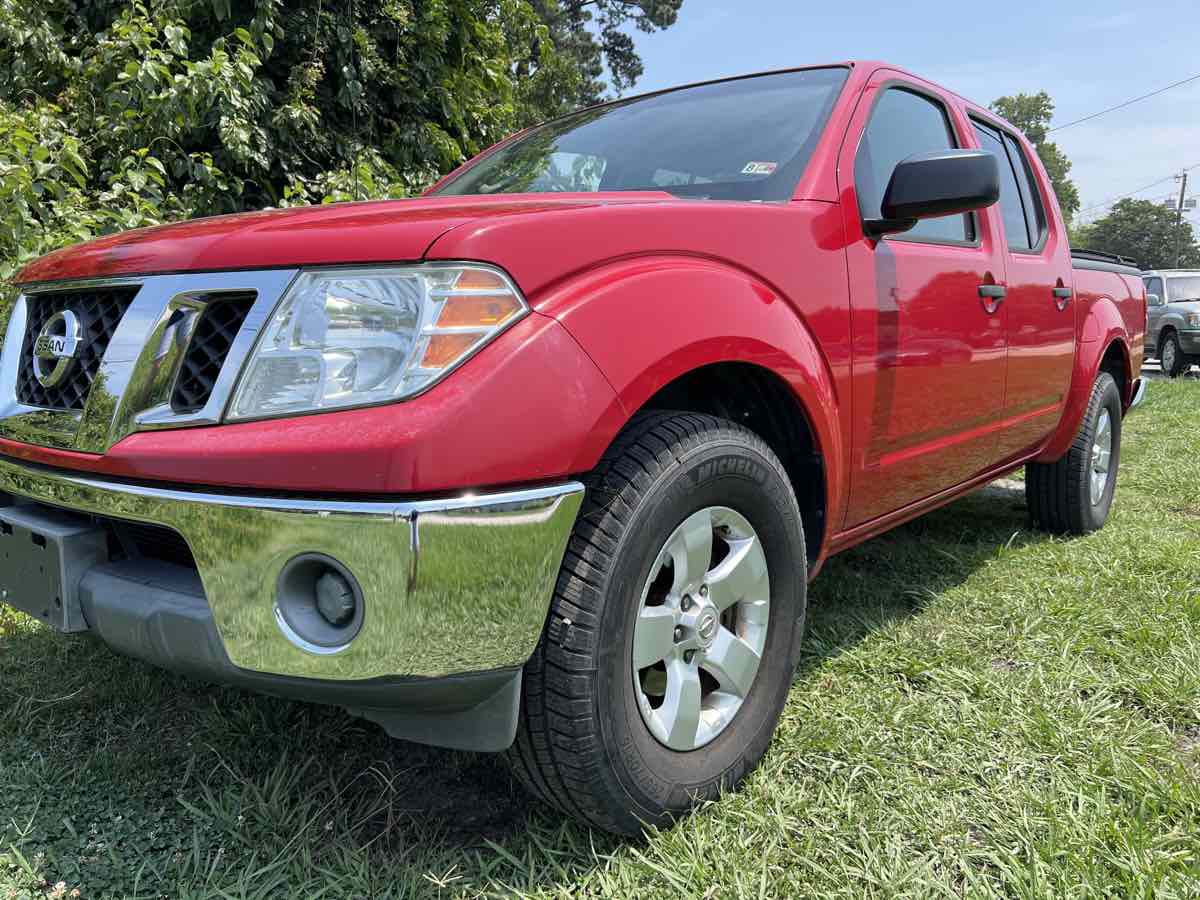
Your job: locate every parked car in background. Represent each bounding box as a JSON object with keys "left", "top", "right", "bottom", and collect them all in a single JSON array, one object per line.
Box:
[
  {"left": 1143, "top": 269, "right": 1200, "bottom": 377},
  {"left": 0, "top": 61, "right": 1146, "bottom": 835}
]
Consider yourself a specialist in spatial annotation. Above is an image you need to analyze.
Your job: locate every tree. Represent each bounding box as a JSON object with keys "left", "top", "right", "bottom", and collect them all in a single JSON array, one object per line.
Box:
[
  {"left": 0, "top": 0, "right": 686, "bottom": 277},
  {"left": 1083, "top": 198, "right": 1200, "bottom": 270},
  {"left": 526, "top": 0, "right": 683, "bottom": 119},
  {"left": 0, "top": 1, "right": 579, "bottom": 276},
  {"left": 990, "top": 91, "right": 1080, "bottom": 222}
]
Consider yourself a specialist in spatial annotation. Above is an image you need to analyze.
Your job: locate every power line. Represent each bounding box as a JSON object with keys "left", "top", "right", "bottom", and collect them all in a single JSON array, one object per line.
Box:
[
  {"left": 1078, "top": 162, "right": 1200, "bottom": 222},
  {"left": 1047, "top": 72, "right": 1200, "bottom": 133},
  {"left": 1078, "top": 174, "right": 1182, "bottom": 217}
]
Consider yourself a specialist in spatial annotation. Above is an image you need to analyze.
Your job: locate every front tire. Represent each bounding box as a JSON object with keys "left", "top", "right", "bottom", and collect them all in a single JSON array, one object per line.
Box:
[
  {"left": 1026, "top": 372, "right": 1122, "bottom": 534},
  {"left": 508, "top": 412, "right": 806, "bottom": 835},
  {"left": 1161, "top": 331, "right": 1188, "bottom": 377}
]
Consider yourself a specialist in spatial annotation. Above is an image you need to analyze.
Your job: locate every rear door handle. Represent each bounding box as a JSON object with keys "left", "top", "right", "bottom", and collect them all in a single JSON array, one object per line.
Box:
[
  {"left": 1053, "top": 286, "right": 1072, "bottom": 310},
  {"left": 978, "top": 284, "right": 1006, "bottom": 313}
]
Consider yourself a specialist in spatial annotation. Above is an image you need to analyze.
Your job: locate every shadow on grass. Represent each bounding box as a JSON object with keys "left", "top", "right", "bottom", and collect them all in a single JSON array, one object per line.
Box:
[
  {"left": 0, "top": 482, "right": 1043, "bottom": 894},
  {"left": 798, "top": 479, "right": 1039, "bottom": 677}
]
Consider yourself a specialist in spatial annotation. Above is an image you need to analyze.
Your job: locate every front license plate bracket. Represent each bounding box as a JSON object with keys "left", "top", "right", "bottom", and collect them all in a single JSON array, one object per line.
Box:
[{"left": 0, "top": 501, "right": 108, "bottom": 632}]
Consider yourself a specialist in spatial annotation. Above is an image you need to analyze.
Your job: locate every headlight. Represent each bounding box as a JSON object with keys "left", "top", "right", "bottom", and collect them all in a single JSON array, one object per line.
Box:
[
  {"left": 228, "top": 263, "right": 526, "bottom": 421},
  {"left": 1187, "top": 313, "right": 1200, "bottom": 328}
]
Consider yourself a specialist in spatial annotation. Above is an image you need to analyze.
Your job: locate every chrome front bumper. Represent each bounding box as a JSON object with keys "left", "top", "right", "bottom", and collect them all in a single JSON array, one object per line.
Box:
[{"left": 0, "top": 455, "right": 583, "bottom": 681}]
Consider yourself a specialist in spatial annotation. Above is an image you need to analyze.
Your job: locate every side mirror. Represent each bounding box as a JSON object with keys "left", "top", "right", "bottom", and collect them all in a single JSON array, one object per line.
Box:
[
  {"left": 865, "top": 150, "right": 1000, "bottom": 237},
  {"left": 1147, "top": 293, "right": 1163, "bottom": 307}
]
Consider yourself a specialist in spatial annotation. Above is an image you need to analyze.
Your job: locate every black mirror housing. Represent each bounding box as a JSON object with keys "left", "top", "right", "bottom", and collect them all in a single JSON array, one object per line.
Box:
[{"left": 866, "top": 150, "right": 1000, "bottom": 237}]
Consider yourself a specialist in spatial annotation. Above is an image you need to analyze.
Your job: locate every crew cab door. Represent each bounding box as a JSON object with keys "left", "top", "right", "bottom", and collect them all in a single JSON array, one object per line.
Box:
[
  {"left": 970, "top": 118, "right": 1075, "bottom": 456},
  {"left": 839, "top": 74, "right": 1009, "bottom": 527}
]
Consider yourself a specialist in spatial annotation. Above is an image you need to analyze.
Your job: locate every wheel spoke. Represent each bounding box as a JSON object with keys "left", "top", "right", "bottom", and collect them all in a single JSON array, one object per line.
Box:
[
  {"left": 701, "top": 626, "right": 761, "bottom": 698},
  {"left": 704, "top": 690, "right": 742, "bottom": 733},
  {"left": 659, "top": 658, "right": 702, "bottom": 749},
  {"left": 669, "top": 509, "right": 714, "bottom": 592},
  {"left": 706, "top": 536, "right": 767, "bottom": 612},
  {"left": 632, "top": 606, "right": 677, "bottom": 669}
]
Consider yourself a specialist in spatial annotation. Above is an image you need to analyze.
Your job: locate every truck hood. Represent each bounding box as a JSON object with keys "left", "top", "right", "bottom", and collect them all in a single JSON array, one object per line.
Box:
[{"left": 14, "top": 193, "right": 671, "bottom": 285}]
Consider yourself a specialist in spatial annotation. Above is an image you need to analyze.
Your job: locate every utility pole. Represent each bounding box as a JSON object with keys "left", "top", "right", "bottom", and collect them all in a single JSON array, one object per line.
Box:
[{"left": 1174, "top": 170, "right": 1189, "bottom": 268}]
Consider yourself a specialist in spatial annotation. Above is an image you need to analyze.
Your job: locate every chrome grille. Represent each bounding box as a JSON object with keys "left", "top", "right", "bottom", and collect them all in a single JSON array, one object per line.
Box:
[
  {"left": 171, "top": 293, "right": 257, "bottom": 414},
  {"left": 0, "top": 269, "right": 297, "bottom": 453},
  {"left": 16, "top": 287, "right": 138, "bottom": 411}
]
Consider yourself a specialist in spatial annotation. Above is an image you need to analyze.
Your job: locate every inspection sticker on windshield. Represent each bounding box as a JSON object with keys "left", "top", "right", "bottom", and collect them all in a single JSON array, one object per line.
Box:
[{"left": 741, "top": 161, "right": 778, "bottom": 176}]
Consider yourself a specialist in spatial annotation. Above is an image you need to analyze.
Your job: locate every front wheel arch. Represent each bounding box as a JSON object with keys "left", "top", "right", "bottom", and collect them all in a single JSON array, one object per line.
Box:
[{"left": 635, "top": 361, "right": 827, "bottom": 569}]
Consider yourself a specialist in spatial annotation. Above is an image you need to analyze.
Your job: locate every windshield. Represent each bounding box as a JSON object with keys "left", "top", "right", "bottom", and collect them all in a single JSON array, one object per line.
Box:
[
  {"left": 433, "top": 67, "right": 849, "bottom": 203},
  {"left": 1166, "top": 276, "right": 1200, "bottom": 302}
]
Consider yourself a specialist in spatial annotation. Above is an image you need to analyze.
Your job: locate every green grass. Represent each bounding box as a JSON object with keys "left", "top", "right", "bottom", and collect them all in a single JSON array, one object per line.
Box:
[{"left": 3, "top": 380, "right": 1200, "bottom": 899}]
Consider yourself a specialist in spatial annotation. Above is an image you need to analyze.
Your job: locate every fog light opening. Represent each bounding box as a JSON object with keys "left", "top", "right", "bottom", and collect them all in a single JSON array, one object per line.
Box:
[{"left": 274, "top": 553, "right": 365, "bottom": 654}]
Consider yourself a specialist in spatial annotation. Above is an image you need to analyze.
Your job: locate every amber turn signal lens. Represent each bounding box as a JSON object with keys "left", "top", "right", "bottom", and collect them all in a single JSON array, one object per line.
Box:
[
  {"left": 436, "top": 294, "right": 522, "bottom": 328},
  {"left": 421, "top": 332, "right": 480, "bottom": 369},
  {"left": 453, "top": 269, "right": 509, "bottom": 291}
]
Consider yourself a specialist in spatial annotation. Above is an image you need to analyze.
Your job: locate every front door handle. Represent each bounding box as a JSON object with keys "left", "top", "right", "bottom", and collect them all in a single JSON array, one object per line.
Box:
[
  {"left": 1053, "top": 286, "right": 1072, "bottom": 310},
  {"left": 978, "top": 283, "right": 1007, "bottom": 314}
]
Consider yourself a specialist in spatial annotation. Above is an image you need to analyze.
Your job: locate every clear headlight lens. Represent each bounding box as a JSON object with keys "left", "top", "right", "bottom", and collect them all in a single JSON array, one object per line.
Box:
[
  {"left": 1186, "top": 312, "right": 1200, "bottom": 328},
  {"left": 228, "top": 264, "right": 526, "bottom": 421}
]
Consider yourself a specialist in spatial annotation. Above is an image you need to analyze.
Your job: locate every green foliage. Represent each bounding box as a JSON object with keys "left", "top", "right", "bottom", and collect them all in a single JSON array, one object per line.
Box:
[
  {"left": 527, "top": 0, "right": 682, "bottom": 117},
  {"left": 1082, "top": 198, "right": 1200, "bottom": 270},
  {"left": 990, "top": 91, "right": 1080, "bottom": 222},
  {"left": 0, "top": 0, "right": 683, "bottom": 279}
]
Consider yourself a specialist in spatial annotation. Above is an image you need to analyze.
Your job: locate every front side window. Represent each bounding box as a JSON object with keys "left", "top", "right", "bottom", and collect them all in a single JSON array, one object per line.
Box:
[
  {"left": 855, "top": 87, "right": 973, "bottom": 243},
  {"left": 1145, "top": 277, "right": 1164, "bottom": 303},
  {"left": 433, "top": 67, "right": 849, "bottom": 202}
]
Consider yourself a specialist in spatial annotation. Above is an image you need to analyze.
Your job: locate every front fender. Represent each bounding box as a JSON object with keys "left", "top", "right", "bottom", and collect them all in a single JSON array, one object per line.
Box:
[
  {"left": 1037, "top": 295, "right": 1132, "bottom": 463},
  {"left": 536, "top": 255, "right": 846, "bottom": 530}
]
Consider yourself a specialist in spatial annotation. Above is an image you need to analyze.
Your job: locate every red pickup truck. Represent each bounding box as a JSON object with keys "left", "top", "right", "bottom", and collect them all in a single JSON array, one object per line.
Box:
[{"left": 0, "top": 61, "right": 1145, "bottom": 835}]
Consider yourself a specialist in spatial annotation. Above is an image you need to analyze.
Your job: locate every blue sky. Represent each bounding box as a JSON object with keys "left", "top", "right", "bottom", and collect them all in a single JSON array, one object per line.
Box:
[{"left": 630, "top": 1, "right": 1200, "bottom": 228}]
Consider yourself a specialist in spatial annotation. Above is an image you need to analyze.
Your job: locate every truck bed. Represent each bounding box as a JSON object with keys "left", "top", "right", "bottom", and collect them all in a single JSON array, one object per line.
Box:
[{"left": 1070, "top": 249, "right": 1146, "bottom": 382}]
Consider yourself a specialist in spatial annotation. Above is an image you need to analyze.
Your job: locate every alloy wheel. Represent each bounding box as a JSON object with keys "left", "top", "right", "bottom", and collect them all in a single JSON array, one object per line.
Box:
[
  {"left": 631, "top": 506, "right": 770, "bottom": 751},
  {"left": 1090, "top": 408, "right": 1113, "bottom": 505}
]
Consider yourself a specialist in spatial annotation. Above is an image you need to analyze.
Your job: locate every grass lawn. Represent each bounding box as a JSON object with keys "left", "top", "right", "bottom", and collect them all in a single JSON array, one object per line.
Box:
[{"left": 3, "top": 379, "right": 1200, "bottom": 899}]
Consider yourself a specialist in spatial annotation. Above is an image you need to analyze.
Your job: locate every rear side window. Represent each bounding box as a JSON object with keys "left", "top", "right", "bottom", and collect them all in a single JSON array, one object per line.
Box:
[
  {"left": 971, "top": 120, "right": 1048, "bottom": 251},
  {"left": 972, "top": 121, "right": 1031, "bottom": 249},
  {"left": 1145, "top": 277, "right": 1164, "bottom": 301},
  {"left": 1004, "top": 133, "right": 1047, "bottom": 247},
  {"left": 855, "top": 87, "right": 973, "bottom": 243}
]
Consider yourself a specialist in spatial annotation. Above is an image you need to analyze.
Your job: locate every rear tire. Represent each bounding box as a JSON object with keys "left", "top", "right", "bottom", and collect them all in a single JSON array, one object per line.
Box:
[
  {"left": 1026, "top": 372, "right": 1121, "bottom": 534},
  {"left": 508, "top": 412, "right": 806, "bottom": 835},
  {"left": 1161, "top": 331, "right": 1188, "bottom": 378}
]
